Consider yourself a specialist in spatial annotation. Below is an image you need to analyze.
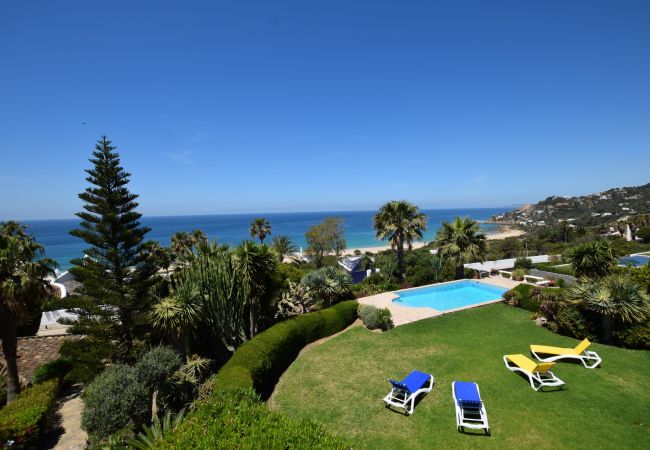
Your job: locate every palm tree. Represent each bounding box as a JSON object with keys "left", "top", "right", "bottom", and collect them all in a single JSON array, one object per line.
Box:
[
  {"left": 170, "top": 230, "right": 208, "bottom": 265},
  {"left": 0, "top": 221, "right": 56, "bottom": 403},
  {"left": 150, "top": 272, "right": 202, "bottom": 362},
  {"left": 434, "top": 217, "right": 487, "bottom": 279},
  {"left": 234, "top": 241, "right": 277, "bottom": 338},
  {"left": 373, "top": 201, "right": 427, "bottom": 283},
  {"left": 301, "top": 266, "right": 352, "bottom": 308},
  {"left": 270, "top": 235, "right": 297, "bottom": 263},
  {"left": 570, "top": 274, "right": 649, "bottom": 343},
  {"left": 566, "top": 240, "right": 616, "bottom": 279},
  {"left": 249, "top": 218, "right": 272, "bottom": 245}
]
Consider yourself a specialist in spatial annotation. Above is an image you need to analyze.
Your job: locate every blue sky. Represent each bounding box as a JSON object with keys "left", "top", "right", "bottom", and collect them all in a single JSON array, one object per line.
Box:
[{"left": 1, "top": 0, "right": 649, "bottom": 220}]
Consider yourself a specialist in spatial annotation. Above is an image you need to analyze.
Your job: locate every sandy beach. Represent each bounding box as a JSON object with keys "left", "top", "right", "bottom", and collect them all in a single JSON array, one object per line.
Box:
[{"left": 337, "top": 227, "right": 526, "bottom": 255}]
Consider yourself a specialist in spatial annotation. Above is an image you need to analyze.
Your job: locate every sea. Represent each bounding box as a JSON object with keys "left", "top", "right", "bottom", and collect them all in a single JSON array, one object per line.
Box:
[{"left": 21, "top": 208, "right": 509, "bottom": 271}]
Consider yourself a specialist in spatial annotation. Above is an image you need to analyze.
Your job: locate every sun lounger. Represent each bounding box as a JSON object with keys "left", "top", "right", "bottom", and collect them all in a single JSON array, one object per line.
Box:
[
  {"left": 383, "top": 370, "right": 434, "bottom": 415},
  {"left": 452, "top": 381, "right": 490, "bottom": 434},
  {"left": 503, "top": 354, "right": 564, "bottom": 391},
  {"left": 530, "top": 338, "right": 601, "bottom": 369}
]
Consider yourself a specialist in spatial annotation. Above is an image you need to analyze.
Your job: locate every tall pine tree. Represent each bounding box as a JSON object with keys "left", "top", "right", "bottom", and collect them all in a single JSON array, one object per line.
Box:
[{"left": 69, "top": 136, "right": 157, "bottom": 360}]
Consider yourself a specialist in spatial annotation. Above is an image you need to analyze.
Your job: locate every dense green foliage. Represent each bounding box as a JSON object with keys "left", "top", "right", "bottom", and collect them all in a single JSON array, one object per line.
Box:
[
  {"left": 58, "top": 337, "right": 111, "bottom": 384},
  {"left": 0, "top": 379, "right": 60, "bottom": 449},
  {"left": 68, "top": 136, "right": 158, "bottom": 361},
  {"left": 272, "top": 304, "right": 650, "bottom": 449},
  {"left": 157, "top": 388, "right": 348, "bottom": 449},
  {"left": 357, "top": 304, "right": 393, "bottom": 330},
  {"left": 82, "top": 346, "right": 181, "bottom": 443},
  {"left": 32, "top": 358, "right": 73, "bottom": 385},
  {"left": 82, "top": 364, "right": 150, "bottom": 443},
  {"left": 373, "top": 201, "right": 427, "bottom": 282},
  {"left": 637, "top": 225, "right": 650, "bottom": 243},
  {"left": 0, "top": 221, "right": 56, "bottom": 403},
  {"left": 533, "top": 262, "right": 575, "bottom": 276},
  {"left": 305, "top": 217, "right": 346, "bottom": 267},
  {"left": 212, "top": 300, "right": 357, "bottom": 397}
]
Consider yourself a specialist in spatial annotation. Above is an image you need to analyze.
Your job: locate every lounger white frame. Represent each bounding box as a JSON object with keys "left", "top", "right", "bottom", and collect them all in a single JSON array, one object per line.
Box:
[
  {"left": 383, "top": 374, "right": 434, "bottom": 415},
  {"left": 530, "top": 347, "right": 602, "bottom": 369},
  {"left": 503, "top": 355, "right": 564, "bottom": 391},
  {"left": 452, "top": 382, "right": 490, "bottom": 435}
]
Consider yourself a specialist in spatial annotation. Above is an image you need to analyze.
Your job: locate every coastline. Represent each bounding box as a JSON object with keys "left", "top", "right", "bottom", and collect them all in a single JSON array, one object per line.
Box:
[{"left": 336, "top": 227, "right": 526, "bottom": 255}]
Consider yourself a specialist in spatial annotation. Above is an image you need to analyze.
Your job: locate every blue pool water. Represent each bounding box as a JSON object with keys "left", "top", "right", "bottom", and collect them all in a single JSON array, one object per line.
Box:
[
  {"left": 618, "top": 255, "right": 650, "bottom": 267},
  {"left": 393, "top": 281, "right": 507, "bottom": 312}
]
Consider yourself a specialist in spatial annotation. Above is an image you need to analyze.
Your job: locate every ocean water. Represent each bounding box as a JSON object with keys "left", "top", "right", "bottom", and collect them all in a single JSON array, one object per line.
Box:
[{"left": 21, "top": 208, "right": 509, "bottom": 271}]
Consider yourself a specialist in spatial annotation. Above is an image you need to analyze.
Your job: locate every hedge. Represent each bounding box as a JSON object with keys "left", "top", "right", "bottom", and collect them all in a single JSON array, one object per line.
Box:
[
  {"left": 156, "top": 388, "right": 348, "bottom": 449},
  {"left": 213, "top": 300, "right": 358, "bottom": 397},
  {"left": 0, "top": 379, "right": 60, "bottom": 449}
]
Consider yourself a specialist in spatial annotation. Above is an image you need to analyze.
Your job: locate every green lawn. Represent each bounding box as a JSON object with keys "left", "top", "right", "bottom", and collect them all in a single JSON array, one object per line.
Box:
[{"left": 270, "top": 304, "right": 650, "bottom": 449}]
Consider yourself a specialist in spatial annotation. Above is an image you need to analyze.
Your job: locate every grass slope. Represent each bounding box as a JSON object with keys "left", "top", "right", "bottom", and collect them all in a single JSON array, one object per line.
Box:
[{"left": 271, "top": 304, "right": 650, "bottom": 449}]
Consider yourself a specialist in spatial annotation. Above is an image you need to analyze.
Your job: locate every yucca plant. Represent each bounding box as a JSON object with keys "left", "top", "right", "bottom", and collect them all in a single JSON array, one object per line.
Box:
[{"left": 566, "top": 240, "right": 616, "bottom": 279}]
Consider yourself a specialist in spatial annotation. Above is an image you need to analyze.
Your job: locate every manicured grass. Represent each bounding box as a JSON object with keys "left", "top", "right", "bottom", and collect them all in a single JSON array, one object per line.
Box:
[{"left": 271, "top": 304, "right": 650, "bottom": 449}]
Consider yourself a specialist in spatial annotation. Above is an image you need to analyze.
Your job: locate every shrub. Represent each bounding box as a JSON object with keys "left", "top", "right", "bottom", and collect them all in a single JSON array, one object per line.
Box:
[
  {"left": 33, "top": 358, "right": 73, "bottom": 385},
  {"left": 0, "top": 379, "right": 60, "bottom": 449},
  {"left": 515, "top": 257, "right": 533, "bottom": 270},
  {"left": 133, "top": 346, "right": 181, "bottom": 392},
  {"left": 511, "top": 268, "right": 527, "bottom": 281},
  {"left": 212, "top": 300, "right": 357, "bottom": 397},
  {"left": 553, "top": 303, "right": 598, "bottom": 341},
  {"left": 503, "top": 290, "right": 521, "bottom": 307},
  {"left": 612, "top": 322, "right": 650, "bottom": 350},
  {"left": 82, "top": 364, "right": 149, "bottom": 443},
  {"left": 358, "top": 304, "right": 393, "bottom": 331},
  {"left": 158, "top": 388, "right": 348, "bottom": 449}
]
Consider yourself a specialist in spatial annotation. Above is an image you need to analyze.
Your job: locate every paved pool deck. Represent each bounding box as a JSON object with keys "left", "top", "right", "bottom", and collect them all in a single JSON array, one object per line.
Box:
[{"left": 357, "top": 276, "right": 522, "bottom": 326}]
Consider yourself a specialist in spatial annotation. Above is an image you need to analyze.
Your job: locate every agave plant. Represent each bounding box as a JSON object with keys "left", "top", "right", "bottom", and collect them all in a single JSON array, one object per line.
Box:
[
  {"left": 570, "top": 274, "right": 649, "bottom": 343},
  {"left": 124, "top": 408, "right": 186, "bottom": 449}
]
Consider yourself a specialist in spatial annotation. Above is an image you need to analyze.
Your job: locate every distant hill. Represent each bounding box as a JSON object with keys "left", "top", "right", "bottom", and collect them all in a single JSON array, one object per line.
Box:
[{"left": 491, "top": 183, "right": 650, "bottom": 227}]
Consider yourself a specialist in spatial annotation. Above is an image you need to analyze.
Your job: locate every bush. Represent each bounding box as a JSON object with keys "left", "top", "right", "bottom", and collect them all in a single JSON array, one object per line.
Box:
[
  {"left": 33, "top": 358, "right": 73, "bottom": 385},
  {"left": 133, "top": 346, "right": 181, "bottom": 392},
  {"left": 637, "top": 226, "right": 650, "bottom": 243},
  {"left": 0, "top": 379, "right": 60, "bottom": 449},
  {"left": 212, "top": 300, "right": 357, "bottom": 397},
  {"left": 553, "top": 303, "right": 598, "bottom": 341},
  {"left": 515, "top": 257, "right": 533, "bottom": 270},
  {"left": 502, "top": 290, "right": 521, "bottom": 307},
  {"left": 534, "top": 262, "right": 575, "bottom": 276},
  {"left": 82, "top": 364, "right": 149, "bottom": 443},
  {"left": 157, "top": 388, "right": 348, "bottom": 449},
  {"left": 358, "top": 304, "right": 393, "bottom": 331},
  {"left": 511, "top": 269, "right": 527, "bottom": 281},
  {"left": 612, "top": 321, "right": 650, "bottom": 350}
]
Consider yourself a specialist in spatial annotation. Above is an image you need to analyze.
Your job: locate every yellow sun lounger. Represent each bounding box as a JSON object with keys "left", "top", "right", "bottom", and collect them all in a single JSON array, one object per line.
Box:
[
  {"left": 530, "top": 338, "right": 601, "bottom": 369},
  {"left": 503, "top": 354, "right": 564, "bottom": 391}
]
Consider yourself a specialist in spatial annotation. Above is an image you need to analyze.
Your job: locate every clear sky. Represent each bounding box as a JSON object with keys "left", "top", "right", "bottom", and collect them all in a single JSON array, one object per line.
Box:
[{"left": 1, "top": 0, "right": 649, "bottom": 220}]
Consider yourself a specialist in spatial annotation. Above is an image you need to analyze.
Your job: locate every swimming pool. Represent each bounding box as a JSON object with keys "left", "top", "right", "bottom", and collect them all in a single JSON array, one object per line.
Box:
[
  {"left": 393, "top": 280, "right": 507, "bottom": 312},
  {"left": 618, "top": 255, "right": 650, "bottom": 267}
]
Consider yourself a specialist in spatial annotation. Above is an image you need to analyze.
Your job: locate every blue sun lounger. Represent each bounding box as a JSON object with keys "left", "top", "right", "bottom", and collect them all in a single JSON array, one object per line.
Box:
[
  {"left": 452, "top": 381, "right": 490, "bottom": 434},
  {"left": 383, "top": 370, "right": 434, "bottom": 415}
]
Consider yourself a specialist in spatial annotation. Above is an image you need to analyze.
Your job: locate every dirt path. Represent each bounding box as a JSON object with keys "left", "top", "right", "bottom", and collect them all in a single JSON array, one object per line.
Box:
[{"left": 267, "top": 320, "right": 362, "bottom": 409}]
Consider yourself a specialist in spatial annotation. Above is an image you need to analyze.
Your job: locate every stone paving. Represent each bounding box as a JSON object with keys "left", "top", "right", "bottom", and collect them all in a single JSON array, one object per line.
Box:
[{"left": 357, "top": 276, "right": 522, "bottom": 326}]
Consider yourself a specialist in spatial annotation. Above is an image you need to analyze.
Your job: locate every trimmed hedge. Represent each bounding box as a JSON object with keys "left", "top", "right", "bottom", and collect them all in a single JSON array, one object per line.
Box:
[
  {"left": 0, "top": 379, "right": 60, "bottom": 449},
  {"left": 157, "top": 388, "right": 348, "bottom": 449},
  {"left": 213, "top": 300, "right": 357, "bottom": 397}
]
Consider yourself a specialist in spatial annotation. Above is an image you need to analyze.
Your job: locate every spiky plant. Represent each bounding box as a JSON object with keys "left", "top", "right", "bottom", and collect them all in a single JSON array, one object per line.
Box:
[
  {"left": 270, "top": 235, "right": 298, "bottom": 263},
  {"left": 301, "top": 266, "right": 352, "bottom": 308},
  {"left": 566, "top": 240, "right": 616, "bottom": 279}
]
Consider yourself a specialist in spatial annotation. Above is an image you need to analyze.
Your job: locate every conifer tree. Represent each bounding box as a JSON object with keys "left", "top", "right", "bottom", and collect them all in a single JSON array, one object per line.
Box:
[{"left": 69, "top": 136, "right": 157, "bottom": 360}]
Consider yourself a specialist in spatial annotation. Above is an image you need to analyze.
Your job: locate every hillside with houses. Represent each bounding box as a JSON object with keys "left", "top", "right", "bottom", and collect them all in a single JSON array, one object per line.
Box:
[{"left": 491, "top": 183, "right": 650, "bottom": 229}]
